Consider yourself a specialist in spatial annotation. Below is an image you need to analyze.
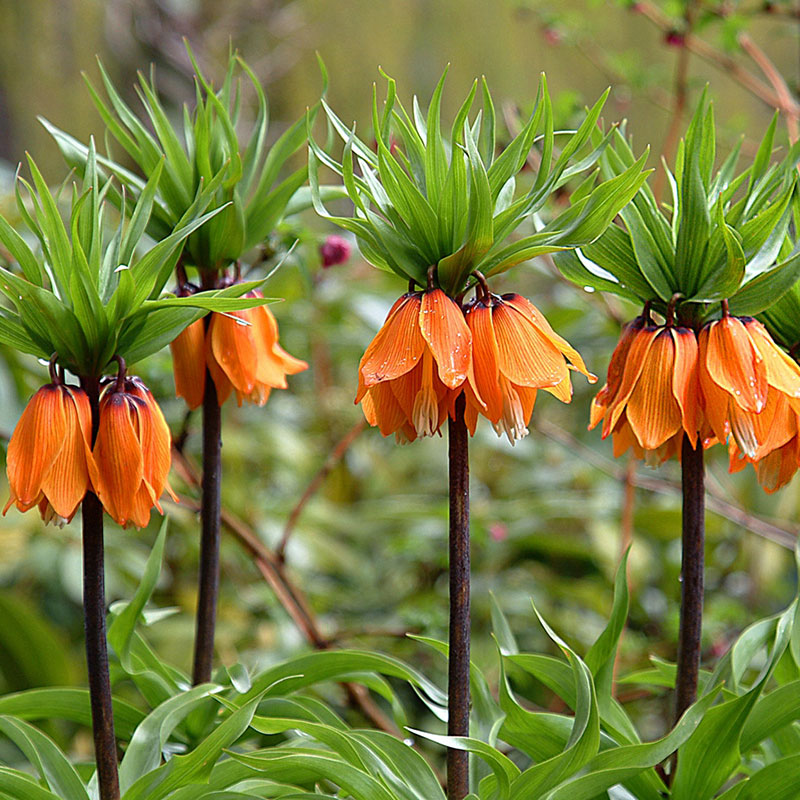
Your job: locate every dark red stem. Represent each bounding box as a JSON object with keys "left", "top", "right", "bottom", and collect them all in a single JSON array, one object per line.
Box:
[
  {"left": 81, "top": 377, "right": 120, "bottom": 800},
  {"left": 447, "top": 393, "right": 470, "bottom": 799}
]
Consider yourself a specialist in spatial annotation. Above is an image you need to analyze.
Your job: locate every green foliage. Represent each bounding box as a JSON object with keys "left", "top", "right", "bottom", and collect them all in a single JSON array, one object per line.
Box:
[
  {"left": 43, "top": 45, "right": 330, "bottom": 273},
  {"left": 309, "top": 70, "right": 650, "bottom": 295},
  {"left": 4, "top": 528, "right": 800, "bottom": 799},
  {"left": 0, "top": 145, "right": 270, "bottom": 376},
  {"left": 555, "top": 94, "right": 800, "bottom": 323}
]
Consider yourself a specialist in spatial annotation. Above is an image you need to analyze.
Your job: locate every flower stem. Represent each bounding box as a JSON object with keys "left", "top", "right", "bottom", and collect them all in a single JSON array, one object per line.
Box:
[
  {"left": 447, "top": 393, "right": 470, "bottom": 800},
  {"left": 192, "top": 369, "right": 222, "bottom": 684},
  {"left": 82, "top": 379, "right": 119, "bottom": 800},
  {"left": 675, "top": 434, "right": 705, "bottom": 723}
]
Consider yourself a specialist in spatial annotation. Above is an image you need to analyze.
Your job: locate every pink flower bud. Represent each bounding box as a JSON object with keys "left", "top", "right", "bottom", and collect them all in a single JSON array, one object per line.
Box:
[{"left": 320, "top": 235, "right": 351, "bottom": 268}]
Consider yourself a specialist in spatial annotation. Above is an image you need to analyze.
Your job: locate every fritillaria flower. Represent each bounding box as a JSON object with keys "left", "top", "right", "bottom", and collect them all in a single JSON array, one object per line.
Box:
[
  {"left": 590, "top": 316, "right": 702, "bottom": 464},
  {"left": 464, "top": 292, "right": 596, "bottom": 443},
  {"left": 355, "top": 289, "right": 476, "bottom": 443},
  {"left": 4, "top": 382, "right": 94, "bottom": 525},
  {"left": 91, "top": 377, "right": 176, "bottom": 529},
  {"left": 170, "top": 290, "right": 308, "bottom": 409},
  {"left": 699, "top": 315, "right": 800, "bottom": 460}
]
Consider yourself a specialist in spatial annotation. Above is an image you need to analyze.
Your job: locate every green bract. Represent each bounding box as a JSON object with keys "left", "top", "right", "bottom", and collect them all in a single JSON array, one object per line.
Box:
[
  {"left": 0, "top": 147, "right": 268, "bottom": 377},
  {"left": 556, "top": 91, "right": 800, "bottom": 322},
  {"left": 43, "top": 45, "right": 322, "bottom": 272},
  {"left": 309, "top": 69, "right": 651, "bottom": 296}
]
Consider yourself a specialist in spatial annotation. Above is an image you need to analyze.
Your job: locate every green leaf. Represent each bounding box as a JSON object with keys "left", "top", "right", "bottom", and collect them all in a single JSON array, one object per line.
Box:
[
  {"left": 729, "top": 250, "right": 800, "bottom": 317},
  {"left": 118, "top": 684, "right": 222, "bottom": 794},
  {"left": 108, "top": 519, "right": 168, "bottom": 672},
  {"left": 0, "top": 688, "right": 144, "bottom": 740},
  {"left": 0, "top": 717, "right": 88, "bottom": 800},
  {"left": 123, "top": 696, "right": 263, "bottom": 800}
]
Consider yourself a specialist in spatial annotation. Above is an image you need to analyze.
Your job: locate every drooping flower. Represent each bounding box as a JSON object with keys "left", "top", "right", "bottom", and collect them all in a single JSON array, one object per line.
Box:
[
  {"left": 590, "top": 317, "right": 702, "bottom": 464},
  {"left": 169, "top": 291, "right": 308, "bottom": 409},
  {"left": 699, "top": 315, "right": 800, "bottom": 459},
  {"left": 464, "top": 292, "right": 596, "bottom": 443},
  {"left": 91, "top": 378, "right": 176, "bottom": 528},
  {"left": 355, "top": 289, "right": 477, "bottom": 442},
  {"left": 4, "top": 383, "right": 94, "bottom": 524}
]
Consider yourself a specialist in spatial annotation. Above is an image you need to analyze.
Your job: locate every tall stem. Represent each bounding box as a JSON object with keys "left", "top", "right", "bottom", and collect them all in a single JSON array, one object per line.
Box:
[
  {"left": 675, "top": 433, "right": 705, "bottom": 723},
  {"left": 82, "top": 379, "right": 120, "bottom": 800},
  {"left": 447, "top": 394, "right": 470, "bottom": 800},
  {"left": 192, "top": 369, "right": 222, "bottom": 684}
]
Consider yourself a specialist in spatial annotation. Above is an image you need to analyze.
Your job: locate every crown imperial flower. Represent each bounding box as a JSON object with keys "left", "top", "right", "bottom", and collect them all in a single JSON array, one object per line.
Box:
[
  {"left": 91, "top": 376, "right": 176, "bottom": 529},
  {"left": 4, "top": 382, "right": 94, "bottom": 525},
  {"left": 464, "top": 291, "right": 595, "bottom": 443},
  {"left": 590, "top": 316, "right": 701, "bottom": 463},
  {"left": 170, "top": 290, "right": 308, "bottom": 409},
  {"left": 355, "top": 289, "right": 476, "bottom": 442},
  {"left": 699, "top": 315, "right": 800, "bottom": 459}
]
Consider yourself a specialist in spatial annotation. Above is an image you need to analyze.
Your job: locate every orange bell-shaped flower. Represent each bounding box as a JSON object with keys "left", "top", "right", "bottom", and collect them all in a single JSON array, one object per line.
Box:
[
  {"left": 92, "top": 378, "right": 175, "bottom": 528},
  {"left": 206, "top": 291, "right": 308, "bottom": 407},
  {"left": 591, "top": 318, "right": 702, "bottom": 464},
  {"left": 355, "top": 289, "right": 477, "bottom": 442},
  {"left": 170, "top": 292, "right": 308, "bottom": 409},
  {"left": 699, "top": 315, "right": 800, "bottom": 458},
  {"left": 4, "top": 383, "right": 94, "bottom": 524},
  {"left": 464, "top": 292, "right": 595, "bottom": 443}
]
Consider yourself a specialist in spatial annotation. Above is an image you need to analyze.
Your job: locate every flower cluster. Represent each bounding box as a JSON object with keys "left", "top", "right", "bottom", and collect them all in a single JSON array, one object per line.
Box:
[
  {"left": 170, "top": 291, "right": 308, "bottom": 409},
  {"left": 355, "top": 283, "right": 595, "bottom": 444},
  {"left": 591, "top": 307, "right": 800, "bottom": 489},
  {"left": 5, "top": 372, "right": 174, "bottom": 528}
]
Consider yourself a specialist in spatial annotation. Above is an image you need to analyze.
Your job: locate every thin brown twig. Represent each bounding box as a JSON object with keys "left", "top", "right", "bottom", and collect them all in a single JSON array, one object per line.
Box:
[
  {"left": 533, "top": 418, "right": 798, "bottom": 549},
  {"left": 276, "top": 418, "right": 368, "bottom": 562},
  {"left": 738, "top": 31, "right": 800, "bottom": 144},
  {"left": 653, "top": 0, "right": 696, "bottom": 202},
  {"left": 634, "top": 1, "right": 784, "bottom": 110}
]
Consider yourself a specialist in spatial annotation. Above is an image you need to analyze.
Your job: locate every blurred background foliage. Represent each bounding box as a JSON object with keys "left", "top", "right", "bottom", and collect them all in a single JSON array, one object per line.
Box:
[{"left": 0, "top": 0, "right": 798, "bottom": 768}]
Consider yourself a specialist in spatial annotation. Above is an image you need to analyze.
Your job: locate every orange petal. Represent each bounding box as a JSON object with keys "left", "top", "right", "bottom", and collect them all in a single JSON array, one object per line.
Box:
[
  {"left": 5, "top": 384, "right": 67, "bottom": 512},
  {"left": 411, "top": 350, "right": 442, "bottom": 437},
  {"left": 170, "top": 319, "right": 207, "bottom": 410},
  {"left": 502, "top": 293, "right": 596, "bottom": 382},
  {"left": 40, "top": 389, "right": 93, "bottom": 519},
  {"left": 704, "top": 317, "right": 767, "bottom": 413},
  {"left": 251, "top": 303, "right": 308, "bottom": 390},
  {"left": 465, "top": 302, "right": 503, "bottom": 423},
  {"left": 363, "top": 381, "right": 409, "bottom": 437},
  {"left": 603, "top": 325, "right": 659, "bottom": 438},
  {"left": 418, "top": 289, "right": 472, "bottom": 389},
  {"left": 205, "top": 323, "right": 235, "bottom": 406},
  {"left": 595, "top": 317, "right": 647, "bottom": 416},
  {"left": 132, "top": 390, "right": 172, "bottom": 511},
  {"left": 494, "top": 378, "right": 537, "bottom": 443},
  {"left": 356, "top": 293, "right": 425, "bottom": 400},
  {"left": 611, "top": 415, "right": 644, "bottom": 460},
  {"left": 755, "top": 437, "right": 800, "bottom": 493},
  {"left": 698, "top": 327, "right": 732, "bottom": 446},
  {"left": 626, "top": 329, "right": 683, "bottom": 450},
  {"left": 93, "top": 393, "right": 145, "bottom": 526},
  {"left": 670, "top": 327, "right": 700, "bottom": 446},
  {"left": 744, "top": 318, "right": 800, "bottom": 402},
  {"left": 208, "top": 310, "right": 259, "bottom": 396},
  {"left": 492, "top": 300, "right": 570, "bottom": 391}
]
